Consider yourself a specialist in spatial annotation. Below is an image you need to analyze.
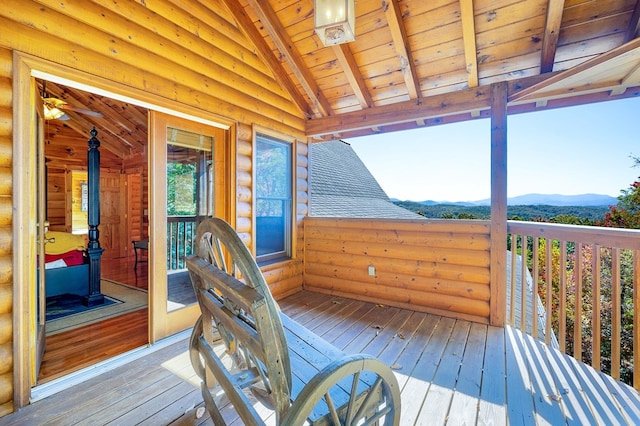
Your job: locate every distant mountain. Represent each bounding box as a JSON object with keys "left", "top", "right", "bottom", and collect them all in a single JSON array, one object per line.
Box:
[{"left": 401, "top": 193, "right": 618, "bottom": 207}]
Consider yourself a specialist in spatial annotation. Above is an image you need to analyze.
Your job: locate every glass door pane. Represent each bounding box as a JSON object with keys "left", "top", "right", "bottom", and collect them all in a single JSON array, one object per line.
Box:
[
  {"left": 149, "top": 111, "right": 227, "bottom": 342},
  {"left": 166, "top": 128, "right": 213, "bottom": 311}
]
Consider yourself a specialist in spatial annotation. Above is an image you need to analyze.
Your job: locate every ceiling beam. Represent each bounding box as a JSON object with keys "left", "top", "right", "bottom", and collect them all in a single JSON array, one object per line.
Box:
[
  {"left": 244, "top": 0, "right": 333, "bottom": 117},
  {"left": 306, "top": 73, "right": 559, "bottom": 138},
  {"left": 459, "top": 0, "right": 479, "bottom": 88},
  {"left": 625, "top": 0, "right": 640, "bottom": 42},
  {"left": 511, "top": 37, "right": 640, "bottom": 102},
  {"left": 540, "top": 0, "right": 565, "bottom": 73},
  {"left": 383, "top": 0, "right": 421, "bottom": 99},
  {"left": 219, "top": 0, "right": 313, "bottom": 118},
  {"left": 610, "top": 62, "right": 640, "bottom": 95},
  {"left": 332, "top": 44, "right": 374, "bottom": 109},
  {"left": 308, "top": 83, "right": 640, "bottom": 141}
]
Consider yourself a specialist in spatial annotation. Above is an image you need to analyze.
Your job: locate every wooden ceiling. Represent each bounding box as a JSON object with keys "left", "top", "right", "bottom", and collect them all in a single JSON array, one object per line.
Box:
[
  {"left": 38, "top": 0, "right": 640, "bottom": 158},
  {"left": 228, "top": 0, "right": 640, "bottom": 140},
  {"left": 39, "top": 79, "right": 147, "bottom": 170}
]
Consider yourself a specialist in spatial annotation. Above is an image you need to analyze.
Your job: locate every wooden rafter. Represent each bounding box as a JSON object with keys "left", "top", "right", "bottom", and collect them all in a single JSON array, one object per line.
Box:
[
  {"left": 219, "top": 0, "right": 313, "bottom": 118},
  {"left": 626, "top": 0, "right": 640, "bottom": 42},
  {"left": 63, "top": 86, "right": 147, "bottom": 151},
  {"left": 382, "top": 0, "right": 421, "bottom": 99},
  {"left": 44, "top": 84, "right": 138, "bottom": 156},
  {"left": 57, "top": 112, "right": 128, "bottom": 158},
  {"left": 332, "top": 44, "right": 373, "bottom": 109},
  {"left": 307, "top": 84, "right": 493, "bottom": 138},
  {"left": 459, "top": 0, "right": 479, "bottom": 88},
  {"left": 540, "top": 0, "right": 565, "bottom": 74},
  {"left": 510, "top": 37, "right": 640, "bottom": 102},
  {"left": 306, "top": 73, "right": 573, "bottom": 138},
  {"left": 244, "top": 0, "right": 333, "bottom": 117}
]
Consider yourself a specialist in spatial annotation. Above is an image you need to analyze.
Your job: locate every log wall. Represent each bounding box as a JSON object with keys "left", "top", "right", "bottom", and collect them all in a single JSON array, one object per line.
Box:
[
  {"left": 0, "top": 46, "right": 13, "bottom": 417},
  {"left": 303, "top": 217, "right": 492, "bottom": 323},
  {"left": 0, "top": 0, "right": 307, "bottom": 414}
]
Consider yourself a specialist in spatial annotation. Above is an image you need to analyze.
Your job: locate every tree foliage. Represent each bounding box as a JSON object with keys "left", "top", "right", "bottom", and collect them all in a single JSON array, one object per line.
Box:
[{"left": 599, "top": 156, "right": 640, "bottom": 229}]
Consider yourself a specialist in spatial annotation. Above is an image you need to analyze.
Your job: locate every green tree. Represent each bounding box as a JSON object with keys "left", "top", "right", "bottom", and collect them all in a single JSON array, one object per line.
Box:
[{"left": 599, "top": 156, "right": 640, "bottom": 229}]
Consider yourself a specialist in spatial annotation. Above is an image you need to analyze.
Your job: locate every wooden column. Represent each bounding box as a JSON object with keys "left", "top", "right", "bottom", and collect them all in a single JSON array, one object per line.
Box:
[
  {"left": 84, "top": 127, "right": 104, "bottom": 306},
  {"left": 489, "top": 82, "right": 508, "bottom": 326}
]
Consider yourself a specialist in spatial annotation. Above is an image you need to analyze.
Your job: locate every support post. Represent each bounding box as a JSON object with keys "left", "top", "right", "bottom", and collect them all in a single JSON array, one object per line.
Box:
[
  {"left": 490, "top": 82, "right": 508, "bottom": 326},
  {"left": 84, "top": 127, "right": 104, "bottom": 306}
]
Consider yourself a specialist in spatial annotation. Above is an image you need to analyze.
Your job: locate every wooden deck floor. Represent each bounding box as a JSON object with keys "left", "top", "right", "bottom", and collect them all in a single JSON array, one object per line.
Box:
[{"left": 3, "top": 291, "right": 640, "bottom": 425}]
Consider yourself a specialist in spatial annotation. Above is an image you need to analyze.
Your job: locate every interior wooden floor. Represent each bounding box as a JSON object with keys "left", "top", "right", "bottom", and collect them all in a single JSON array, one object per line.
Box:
[
  {"left": 37, "top": 256, "right": 149, "bottom": 384},
  {"left": 9, "top": 290, "right": 639, "bottom": 425}
]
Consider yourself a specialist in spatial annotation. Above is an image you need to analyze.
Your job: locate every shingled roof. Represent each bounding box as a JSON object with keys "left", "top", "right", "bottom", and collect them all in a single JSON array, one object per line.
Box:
[{"left": 310, "top": 140, "right": 422, "bottom": 219}]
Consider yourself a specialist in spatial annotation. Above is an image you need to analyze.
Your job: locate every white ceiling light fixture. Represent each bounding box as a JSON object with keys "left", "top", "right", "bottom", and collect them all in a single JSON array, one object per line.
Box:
[{"left": 314, "top": 0, "right": 355, "bottom": 46}]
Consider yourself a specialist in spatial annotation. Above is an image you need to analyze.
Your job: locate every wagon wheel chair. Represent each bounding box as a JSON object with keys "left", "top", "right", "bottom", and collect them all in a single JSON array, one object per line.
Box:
[{"left": 188, "top": 217, "right": 401, "bottom": 425}]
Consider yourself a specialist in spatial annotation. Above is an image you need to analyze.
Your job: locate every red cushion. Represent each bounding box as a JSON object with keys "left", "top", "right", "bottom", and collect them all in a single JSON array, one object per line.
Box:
[{"left": 45, "top": 250, "right": 85, "bottom": 267}]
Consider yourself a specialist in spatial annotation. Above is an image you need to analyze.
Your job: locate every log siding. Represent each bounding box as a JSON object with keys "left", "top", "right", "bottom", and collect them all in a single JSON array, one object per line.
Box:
[
  {"left": 0, "top": 0, "right": 308, "bottom": 413},
  {"left": 303, "top": 217, "right": 491, "bottom": 323},
  {"left": 0, "top": 47, "right": 12, "bottom": 417}
]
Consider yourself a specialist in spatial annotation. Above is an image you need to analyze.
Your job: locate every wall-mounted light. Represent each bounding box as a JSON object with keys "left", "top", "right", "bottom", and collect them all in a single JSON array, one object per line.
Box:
[{"left": 314, "top": 0, "right": 355, "bottom": 46}]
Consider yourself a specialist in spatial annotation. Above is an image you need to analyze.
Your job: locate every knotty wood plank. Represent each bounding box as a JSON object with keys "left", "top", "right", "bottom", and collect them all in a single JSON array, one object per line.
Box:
[
  {"left": 600, "top": 373, "right": 640, "bottom": 424},
  {"left": 6, "top": 338, "right": 189, "bottom": 424},
  {"left": 566, "top": 355, "right": 629, "bottom": 424},
  {"left": 375, "top": 311, "right": 429, "bottom": 366},
  {"left": 477, "top": 325, "right": 507, "bottom": 424},
  {"left": 385, "top": 314, "right": 440, "bottom": 390},
  {"left": 358, "top": 309, "right": 414, "bottom": 357},
  {"left": 319, "top": 302, "right": 380, "bottom": 347},
  {"left": 415, "top": 320, "right": 472, "bottom": 424},
  {"left": 537, "top": 336, "right": 595, "bottom": 425},
  {"left": 341, "top": 306, "right": 402, "bottom": 354},
  {"left": 446, "top": 322, "right": 487, "bottom": 425},
  {"left": 517, "top": 325, "right": 567, "bottom": 424},
  {"left": 505, "top": 326, "right": 536, "bottom": 424},
  {"left": 399, "top": 316, "right": 456, "bottom": 425}
]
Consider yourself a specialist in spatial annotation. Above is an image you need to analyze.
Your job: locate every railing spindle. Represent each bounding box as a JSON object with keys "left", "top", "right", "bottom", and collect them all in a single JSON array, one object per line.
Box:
[
  {"left": 634, "top": 250, "right": 640, "bottom": 390},
  {"left": 510, "top": 234, "right": 517, "bottom": 325},
  {"left": 521, "top": 237, "right": 527, "bottom": 333},
  {"left": 592, "top": 245, "right": 601, "bottom": 370},
  {"left": 611, "top": 247, "right": 620, "bottom": 380},
  {"left": 575, "top": 243, "right": 583, "bottom": 362},
  {"left": 559, "top": 240, "right": 567, "bottom": 353},
  {"left": 545, "top": 237, "right": 552, "bottom": 346},
  {"left": 532, "top": 237, "right": 539, "bottom": 339}
]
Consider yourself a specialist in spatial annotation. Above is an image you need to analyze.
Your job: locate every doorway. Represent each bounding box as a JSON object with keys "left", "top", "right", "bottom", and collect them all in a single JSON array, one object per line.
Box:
[
  {"left": 35, "top": 79, "right": 151, "bottom": 384},
  {"left": 14, "top": 55, "right": 233, "bottom": 404}
]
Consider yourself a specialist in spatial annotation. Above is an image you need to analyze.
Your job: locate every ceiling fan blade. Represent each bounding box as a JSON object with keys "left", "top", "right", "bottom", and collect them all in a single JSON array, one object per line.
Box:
[{"left": 59, "top": 104, "right": 104, "bottom": 118}]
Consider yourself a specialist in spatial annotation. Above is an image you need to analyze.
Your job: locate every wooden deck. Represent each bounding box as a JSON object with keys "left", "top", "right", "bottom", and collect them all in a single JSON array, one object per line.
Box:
[{"left": 3, "top": 291, "right": 640, "bottom": 425}]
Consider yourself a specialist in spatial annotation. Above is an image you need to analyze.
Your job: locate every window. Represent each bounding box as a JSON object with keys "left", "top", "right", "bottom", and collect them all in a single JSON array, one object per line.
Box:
[{"left": 255, "top": 133, "right": 293, "bottom": 263}]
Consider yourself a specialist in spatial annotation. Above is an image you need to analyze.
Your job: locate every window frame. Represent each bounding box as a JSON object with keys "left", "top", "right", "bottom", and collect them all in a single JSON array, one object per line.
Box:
[{"left": 252, "top": 129, "right": 296, "bottom": 264}]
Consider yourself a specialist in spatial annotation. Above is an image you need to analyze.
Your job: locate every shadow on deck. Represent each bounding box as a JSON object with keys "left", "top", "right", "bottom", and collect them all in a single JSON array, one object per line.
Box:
[{"left": 3, "top": 291, "right": 639, "bottom": 425}]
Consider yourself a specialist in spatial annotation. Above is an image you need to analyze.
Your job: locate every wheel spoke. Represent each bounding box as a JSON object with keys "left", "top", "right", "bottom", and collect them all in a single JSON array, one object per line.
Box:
[
  {"left": 351, "top": 376, "right": 383, "bottom": 422},
  {"left": 346, "top": 371, "right": 361, "bottom": 425},
  {"left": 325, "top": 392, "right": 341, "bottom": 425}
]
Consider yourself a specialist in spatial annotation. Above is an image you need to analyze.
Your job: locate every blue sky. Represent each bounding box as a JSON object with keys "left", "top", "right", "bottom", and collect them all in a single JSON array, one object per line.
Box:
[{"left": 345, "top": 96, "right": 639, "bottom": 202}]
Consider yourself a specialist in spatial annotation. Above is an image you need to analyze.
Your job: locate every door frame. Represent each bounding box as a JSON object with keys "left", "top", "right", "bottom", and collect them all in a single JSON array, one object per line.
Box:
[
  {"left": 149, "top": 111, "right": 229, "bottom": 342},
  {"left": 12, "top": 52, "right": 234, "bottom": 407}
]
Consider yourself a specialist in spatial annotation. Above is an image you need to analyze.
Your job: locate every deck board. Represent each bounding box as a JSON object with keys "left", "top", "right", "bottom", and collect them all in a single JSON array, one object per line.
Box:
[{"left": 2, "top": 290, "right": 640, "bottom": 425}]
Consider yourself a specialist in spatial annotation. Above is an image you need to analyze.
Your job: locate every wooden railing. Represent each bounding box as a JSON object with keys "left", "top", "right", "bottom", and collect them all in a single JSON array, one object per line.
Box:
[
  {"left": 507, "top": 221, "right": 640, "bottom": 389},
  {"left": 167, "top": 216, "right": 197, "bottom": 270}
]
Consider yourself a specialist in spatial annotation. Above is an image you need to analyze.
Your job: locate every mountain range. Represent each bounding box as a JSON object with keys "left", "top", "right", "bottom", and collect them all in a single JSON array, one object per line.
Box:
[{"left": 402, "top": 193, "right": 618, "bottom": 207}]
